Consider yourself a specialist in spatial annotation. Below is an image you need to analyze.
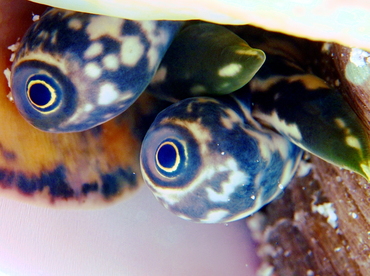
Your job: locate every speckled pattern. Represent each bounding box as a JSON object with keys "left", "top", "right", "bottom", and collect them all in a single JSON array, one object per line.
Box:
[
  {"left": 141, "top": 95, "right": 303, "bottom": 223},
  {"left": 140, "top": 26, "right": 370, "bottom": 223},
  {"left": 11, "top": 8, "right": 182, "bottom": 132},
  {"left": 7, "top": 9, "right": 370, "bottom": 222},
  {"left": 147, "top": 22, "right": 265, "bottom": 101},
  {"left": 236, "top": 26, "right": 370, "bottom": 181}
]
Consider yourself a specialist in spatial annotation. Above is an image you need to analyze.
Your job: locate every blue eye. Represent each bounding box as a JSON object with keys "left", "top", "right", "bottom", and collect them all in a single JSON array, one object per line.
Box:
[
  {"left": 24, "top": 71, "right": 65, "bottom": 112},
  {"left": 156, "top": 139, "right": 184, "bottom": 176},
  {"left": 12, "top": 60, "right": 77, "bottom": 130},
  {"left": 27, "top": 77, "right": 56, "bottom": 109},
  {"left": 141, "top": 123, "right": 201, "bottom": 189}
]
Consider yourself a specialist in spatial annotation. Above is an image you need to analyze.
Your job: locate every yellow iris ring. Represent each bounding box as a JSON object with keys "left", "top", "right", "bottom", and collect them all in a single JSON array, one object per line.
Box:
[
  {"left": 27, "top": 79, "right": 57, "bottom": 109},
  {"left": 156, "top": 141, "right": 181, "bottom": 173}
]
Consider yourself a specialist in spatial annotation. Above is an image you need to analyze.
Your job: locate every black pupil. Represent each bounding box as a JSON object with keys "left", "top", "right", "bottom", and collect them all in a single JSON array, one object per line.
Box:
[
  {"left": 29, "top": 83, "right": 52, "bottom": 106},
  {"left": 158, "top": 144, "right": 177, "bottom": 168}
]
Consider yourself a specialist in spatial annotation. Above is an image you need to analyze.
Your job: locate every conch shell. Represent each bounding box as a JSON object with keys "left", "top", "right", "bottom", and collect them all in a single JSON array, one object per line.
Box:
[{"left": 29, "top": 0, "right": 370, "bottom": 50}]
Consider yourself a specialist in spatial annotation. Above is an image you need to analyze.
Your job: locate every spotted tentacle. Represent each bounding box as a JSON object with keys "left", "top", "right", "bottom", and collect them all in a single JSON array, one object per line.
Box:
[
  {"left": 235, "top": 26, "right": 370, "bottom": 180},
  {"left": 140, "top": 95, "right": 303, "bottom": 223},
  {"left": 147, "top": 22, "right": 265, "bottom": 101},
  {"left": 11, "top": 9, "right": 182, "bottom": 132}
]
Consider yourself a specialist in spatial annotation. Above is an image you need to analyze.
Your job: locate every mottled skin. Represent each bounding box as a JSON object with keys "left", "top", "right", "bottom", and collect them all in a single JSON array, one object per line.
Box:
[
  {"left": 141, "top": 95, "right": 303, "bottom": 223},
  {"left": 11, "top": 9, "right": 182, "bottom": 132},
  {"left": 140, "top": 27, "right": 370, "bottom": 223},
  {"left": 8, "top": 9, "right": 370, "bottom": 222}
]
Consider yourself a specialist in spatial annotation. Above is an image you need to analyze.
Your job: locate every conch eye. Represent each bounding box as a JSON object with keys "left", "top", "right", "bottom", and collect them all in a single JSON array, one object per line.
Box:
[
  {"left": 140, "top": 97, "right": 303, "bottom": 223},
  {"left": 26, "top": 74, "right": 60, "bottom": 112},
  {"left": 11, "top": 60, "right": 78, "bottom": 131},
  {"left": 155, "top": 139, "right": 184, "bottom": 175},
  {"left": 140, "top": 123, "right": 200, "bottom": 190},
  {"left": 11, "top": 8, "right": 182, "bottom": 132}
]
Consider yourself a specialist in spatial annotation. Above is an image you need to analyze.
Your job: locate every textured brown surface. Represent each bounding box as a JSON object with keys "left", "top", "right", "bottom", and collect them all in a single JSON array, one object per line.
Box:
[{"left": 247, "top": 44, "right": 370, "bottom": 276}]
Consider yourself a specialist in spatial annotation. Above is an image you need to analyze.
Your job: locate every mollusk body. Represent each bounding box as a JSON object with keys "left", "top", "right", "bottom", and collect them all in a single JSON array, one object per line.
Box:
[
  {"left": 8, "top": 8, "right": 370, "bottom": 223},
  {"left": 140, "top": 26, "right": 370, "bottom": 223}
]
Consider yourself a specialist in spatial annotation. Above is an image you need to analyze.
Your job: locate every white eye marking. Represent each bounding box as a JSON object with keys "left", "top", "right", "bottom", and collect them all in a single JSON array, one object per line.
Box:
[
  {"left": 119, "top": 90, "right": 134, "bottom": 102},
  {"left": 86, "top": 16, "right": 124, "bottom": 40},
  {"left": 84, "top": 62, "right": 102, "bottom": 79},
  {"left": 345, "top": 135, "right": 361, "bottom": 149},
  {"left": 103, "top": 113, "right": 114, "bottom": 119},
  {"left": 190, "top": 85, "right": 207, "bottom": 95},
  {"left": 206, "top": 159, "right": 247, "bottom": 203},
  {"left": 235, "top": 49, "right": 260, "bottom": 56},
  {"left": 98, "top": 83, "right": 119, "bottom": 105},
  {"left": 50, "top": 31, "right": 57, "bottom": 44},
  {"left": 151, "top": 66, "right": 167, "bottom": 83},
  {"left": 254, "top": 110, "right": 303, "bottom": 142},
  {"left": 143, "top": 25, "right": 170, "bottom": 70},
  {"left": 137, "top": 21, "right": 172, "bottom": 70},
  {"left": 218, "top": 63, "right": 242, "bottom": 77},
  {"left": 202, "top": 210, "right": 230, "bottom": 223},
  {"left": 68, "top": 18, "right": 83, "bottom": 30},
  {"left": 334, "top": 118, "right": 346, "bottom": 129},
  {"left": 102, "top": 54, "right": 120, "bottom": 71},
  {"left": 147, "top": 47, "right": 159, "bottom": 70},
  {"left": 120, "top": 36, "right": 145, "bottom": 66},
  {"left": 280, "top": 159, "right": 295, "bottom": 187},
  {"left": 138, "top": 21, "right": 156, "bottom": 35},
  {"left": 84, "top": 103, "right": 94, "bottom": 112},
  {"left": 84, "top": 42, "right": 103, "bottom": 59},
  {"left": 220, "top": 107, "right": 245, "bottom": 130},
  {"left": 148, "top": 25, "right": 171, "bottom": 47},
  {"left": 36, "top": 30, "right": 49, "bottom": 40}
]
